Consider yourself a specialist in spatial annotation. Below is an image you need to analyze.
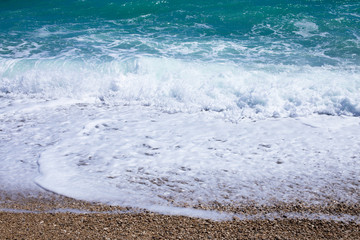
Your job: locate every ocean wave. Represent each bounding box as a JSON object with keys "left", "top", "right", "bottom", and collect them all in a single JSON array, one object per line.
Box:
[{"left": 1, "top": 57, "right": 359, "bottom": 119}]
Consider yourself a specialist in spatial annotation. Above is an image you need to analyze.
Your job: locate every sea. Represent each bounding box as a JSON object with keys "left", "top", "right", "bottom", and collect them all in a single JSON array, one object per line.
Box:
[{"left": 1, "top": 0, "right": 359, "bottom": 219}]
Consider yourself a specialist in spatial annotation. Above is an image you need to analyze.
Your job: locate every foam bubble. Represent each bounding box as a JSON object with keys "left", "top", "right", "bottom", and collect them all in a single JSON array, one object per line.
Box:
[{"left": 294, "top": 20, "right": 319, "bottom": 37}]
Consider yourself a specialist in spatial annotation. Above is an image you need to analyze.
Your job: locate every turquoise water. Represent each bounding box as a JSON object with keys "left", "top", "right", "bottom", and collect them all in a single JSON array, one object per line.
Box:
[
  {"left": 1, "top": 0, "right": 360, "bottom": 117},
  {"left": 1, "top": 0, "right": 359, "bottom": 64}
]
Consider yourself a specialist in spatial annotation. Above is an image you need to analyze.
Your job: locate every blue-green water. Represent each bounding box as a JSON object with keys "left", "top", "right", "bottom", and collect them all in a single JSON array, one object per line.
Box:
[
  {"left": 1, "top": 0, "right": 360, "bottom": 117},
  {"left": 1, "top": 0, "right": 359, "bottom": 65}
]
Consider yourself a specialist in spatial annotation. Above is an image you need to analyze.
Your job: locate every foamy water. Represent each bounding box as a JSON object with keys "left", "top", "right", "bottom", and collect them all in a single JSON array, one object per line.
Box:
[
  {"left": 1, "top": 97, "right": 359, "bottom": 214},
  {"left": 2, "top": 57, "right": 360, "bottom": 119},
  {"left": 1, "top": 0, "right": 360, "bottom": 218}
]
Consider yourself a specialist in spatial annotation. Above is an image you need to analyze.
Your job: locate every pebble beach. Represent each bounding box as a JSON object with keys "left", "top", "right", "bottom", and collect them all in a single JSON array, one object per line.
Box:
[{"left": 1, "top": 191, "right": 359, "bottom": 239}]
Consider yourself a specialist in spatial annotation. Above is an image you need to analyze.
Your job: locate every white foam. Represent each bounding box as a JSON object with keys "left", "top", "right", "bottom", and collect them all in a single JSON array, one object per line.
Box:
[
  {"left": 294, "top": 20, "right": 319, "bottom": 38},
  {"left": 1, "top": 57, "right": 360, "bottom": 120},
  {"left": 33, "top": 106, "right": 360, "bottom": 206},
  {"left": 1, "top": 95, "right": 359, "bottom": 218}
]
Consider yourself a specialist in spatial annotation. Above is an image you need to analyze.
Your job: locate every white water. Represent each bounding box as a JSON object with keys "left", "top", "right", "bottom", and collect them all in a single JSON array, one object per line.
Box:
[
  {"left": 1, "top": 96, "right": 359, "bottom": 216},
  {"left": 1, "top": 57, "right": 360, "bottom": 120}
]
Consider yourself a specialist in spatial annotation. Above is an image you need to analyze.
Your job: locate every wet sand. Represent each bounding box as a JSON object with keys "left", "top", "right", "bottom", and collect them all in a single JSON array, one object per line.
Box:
[{"left": 1, "top": 191, "right": 359, "bottom": 239}]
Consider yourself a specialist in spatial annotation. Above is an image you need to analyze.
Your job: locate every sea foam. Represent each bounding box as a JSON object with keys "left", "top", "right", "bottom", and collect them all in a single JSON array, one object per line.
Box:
[{"left": 1, "top": 57, "right": 360, "bottom": 120}]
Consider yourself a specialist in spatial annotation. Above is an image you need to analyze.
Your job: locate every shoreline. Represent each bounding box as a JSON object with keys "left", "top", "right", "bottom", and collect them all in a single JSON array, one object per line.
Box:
[{"left": 1, "top": 191, "right": 359, "bottom": 239}]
